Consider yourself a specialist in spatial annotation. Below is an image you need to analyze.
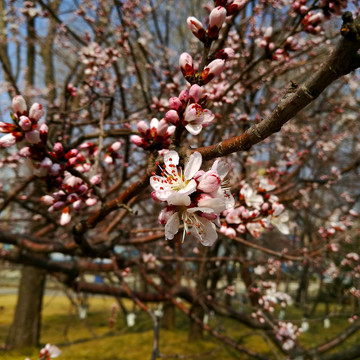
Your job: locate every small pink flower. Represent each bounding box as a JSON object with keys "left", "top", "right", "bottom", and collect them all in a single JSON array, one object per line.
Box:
[{"left": 184, "top": 103, "right": 215, "bottom": 135}]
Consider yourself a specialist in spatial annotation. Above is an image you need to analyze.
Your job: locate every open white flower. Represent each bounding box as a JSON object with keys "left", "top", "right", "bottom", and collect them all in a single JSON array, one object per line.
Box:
[
  {"left": 151, "top": 151, "right": 201, "bottom": 206},
  {"left": 151, "top": 151, "right": 233, "bottom": 246}
]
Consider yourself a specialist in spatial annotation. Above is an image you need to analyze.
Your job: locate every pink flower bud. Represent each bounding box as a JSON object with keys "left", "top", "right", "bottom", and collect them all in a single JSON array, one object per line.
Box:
[
  {"left": 65, "top": 149, "right": 78, "bottom": 159},
  {"left": 12, "top": 95, "right": 27, "bottom": 115},
  {"left": 208, "top": 6, "right": 227, "bottom": 38},
  {"left": 137, "top": 120, "right": 149, "bottom": 136},
  {"left": 73, "top": 199, "right": 84, "bottom": 211},
  {"left": 60, "top": 207, "right": 71, "bottom": 226},
  {"left": 53, "top": 142, "right": 64, "bottom": 157},
  {"left": 227, "top": 0, "right": 247, "bottom": 15},
  {"left": 216, "top": 47, "right": 235, "bottom": 60},
  {"left": 197, "top": 170, "right": 221, "bottom": 193},
  {"left": 111, "top": 141, "right": 122, "bottom": 152},
  {"left": 156, "top": 119, "right": 168, "bottom": 137},
  {"left": 186, "top": 16, "right": 206, "bottom": 41},
  {"left": 0, "top": 133, "right": 17, "bottom": 148},
  {"left": 179, "top": 89, "right": 189, "bottom": 103},
  {"left": 25, "top": 130, "right": 41, "bottom": 144},
  {"left": 131, "top": 135, "right": 144, "bottom": 147},
  {"left": 189, "top": 84, "right": 202, "bottom": 103},
  {"left": 90, "top": 174, "right": 102, "bottom": 185},
  {"left": 179, "top": 52, "right": 194, "bottom": 77},
  {"left": 18, "top": 116, "right": 32, "bottom": 131},
  {"left": 40, "top": 195, "right": 55, "bottom": 205},
  {"left": 29, "top": 103, "right": 44, "bottom": 121},
  {"left": 39, "top": 123, "right": 48, "bottom": 143},
  {"left": 168, "top": 97, "right": 182, "bottom": 111},
  {"left": 201, "top": 59, "right": 225, "bottom": 84},
  {"left": 67, "top": 193, "right": 79, "bottom": 202},
  {"left": 86, "top": 197, "right": 97, "bottom": 206},
  {"left": 51, "top": 201, "right": 66, "bottom": 211},
  {"left": 165, "top": 110, "right": 180, "bottom": 125}
]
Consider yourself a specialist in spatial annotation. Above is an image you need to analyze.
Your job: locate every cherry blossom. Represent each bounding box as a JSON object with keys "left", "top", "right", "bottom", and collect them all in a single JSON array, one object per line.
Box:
[{"left": 151, "top": 150, "right": 233, "bottom": 246}]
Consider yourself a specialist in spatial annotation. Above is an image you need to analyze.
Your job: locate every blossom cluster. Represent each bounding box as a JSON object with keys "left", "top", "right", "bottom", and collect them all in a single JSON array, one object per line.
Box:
[
  {"left": 220, "top": 178, "right": 290, "bottom": 239},
  {"left": 0, "top": 96, "right": 47, "bottom": 148},
  {"left": 131, "top": 118, "right": 175, "bottom": 150},
  {"left": 0, "top": 96, "right": 124, "bottom": 226},
  {"left": 150, "top": 150, "right": 234, "bottom": 246}
]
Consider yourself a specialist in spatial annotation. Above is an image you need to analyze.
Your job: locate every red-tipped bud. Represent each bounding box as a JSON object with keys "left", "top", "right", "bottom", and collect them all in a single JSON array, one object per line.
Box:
[
  {"left": 19, "top": 116, "right": 32, "bottom": 131},
  {"left": 179, "top": 89, "right": 189, "bottom": 103},
  {"left": 65, "top": 149, "right": 78, "bottom": 159},
  {"left": 208, "top": 6, "right": 227, "bottom": 38},
  {"left": 227, "top": 0, "right": 247, "bottom": 15},
  {"left": 189, "top": 84, "right": 203, "bottom": 103},
  {"left": 131, "top": 135, "right": 144, "bottom": 147},
  {"left": 179, "top": 52, "right": 194, "bottom": 77},
  {"left": 12, "top": 95, "right": 27, "bottom": 115},
  {"left": 53, "top": 142, "right": 64, "bottom": 157},
  {"left": 29, "top": 103, "right": 44, "bottom": 121},
  {"left": 201, "top": 59, "right": 225, "bottom": 83},
  {"left": 137, "top": 120, "right": 149, "bottom": 136},
  {"left": 186, "top": 17, "right": 206, "bottom": 41},
  {"left": 216, "top": 47, "right": 235, "bottom": 60}
]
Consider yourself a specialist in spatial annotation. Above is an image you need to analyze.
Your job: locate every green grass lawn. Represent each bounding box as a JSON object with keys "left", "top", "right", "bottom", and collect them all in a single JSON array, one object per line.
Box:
[{"left": 0, "top": 292, "right": 358, "bottom": 360}]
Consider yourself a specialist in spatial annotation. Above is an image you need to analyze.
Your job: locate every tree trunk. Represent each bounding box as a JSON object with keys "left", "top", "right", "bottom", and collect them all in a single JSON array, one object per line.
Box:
[{"left": 6, "top": 264, "right": 46, "bottom": 349}]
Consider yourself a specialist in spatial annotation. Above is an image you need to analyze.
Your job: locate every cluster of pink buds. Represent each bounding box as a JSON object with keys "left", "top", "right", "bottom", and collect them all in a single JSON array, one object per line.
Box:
[
  {"left": 0, "top": 96, "right": 47, "bottom": 148},
  {"left": 275, "top": 321, "right": 300, "bottom": 350},
  {"left": 104, "top": 141, "right": 122, "bottom": 164},
  {"left": 187, "top": 1, "right": 247, "bottom": 44},
  {"left": 131, "top": 118, "right": 175, "bottom": 151},
  {"left": 179, "top": 52, "right": 234, "bottom": 85},
  {"left": 79, "top": 42, "right": 121, "bottom": 79},
  {"left": 41, "top": 170, "right": 99, "bottom": 226},
  {"left": 301, "top": 11, "right": 324, "bottom": 34},
  {"left": 292, "top": 0, "right": 308, "bottom": 14},
  {"left": 258, "top": 281, "right": 292, "bottom": 313},
  {"left": 255, "top": 27, "right": 275, "bottom": 51},
  {"left": 166, "top": 84, "right": 215, "bottom": 135},
  {"left": 151, "top": 151, "right": 234, "bottom": 246},
  {"left": 272, "top": 36, "right": 299, "bottom": 61},
  {"left": 220, "top": 178, "right": 290, "bottom": 239}
]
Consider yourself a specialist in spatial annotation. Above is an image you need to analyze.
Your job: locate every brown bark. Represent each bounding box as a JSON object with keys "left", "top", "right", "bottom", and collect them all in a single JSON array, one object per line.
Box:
[{"left": 5, "top": 264, "right": 46, "bottom": 349}]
